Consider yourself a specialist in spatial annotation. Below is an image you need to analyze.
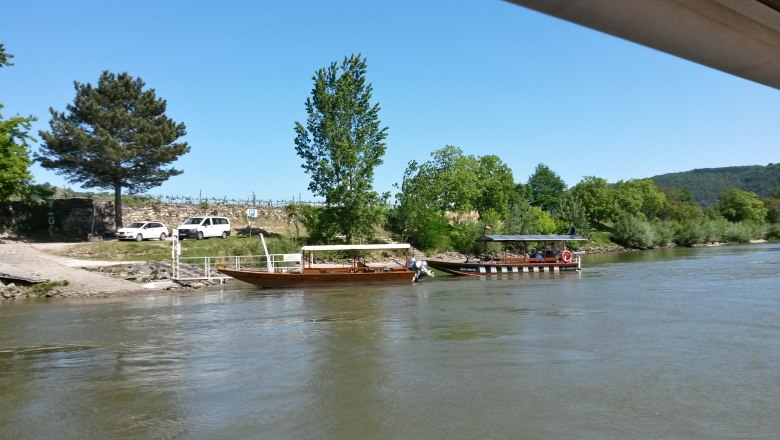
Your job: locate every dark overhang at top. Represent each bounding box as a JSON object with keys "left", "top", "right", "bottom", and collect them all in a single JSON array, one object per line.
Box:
[{"left": 505, "top": 0, "right": 780, "bottom": 90}]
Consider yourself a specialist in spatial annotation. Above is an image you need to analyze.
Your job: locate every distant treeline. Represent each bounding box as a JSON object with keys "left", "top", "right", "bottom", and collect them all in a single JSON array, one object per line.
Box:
[{"left": 652, "top": 163, "right": 780, "bottom": 207}]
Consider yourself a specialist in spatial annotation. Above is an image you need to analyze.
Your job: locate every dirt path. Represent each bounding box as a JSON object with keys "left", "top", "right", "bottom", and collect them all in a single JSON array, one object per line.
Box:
[{"left": 0, "top": 240, "right": 147, "bottom": 297}]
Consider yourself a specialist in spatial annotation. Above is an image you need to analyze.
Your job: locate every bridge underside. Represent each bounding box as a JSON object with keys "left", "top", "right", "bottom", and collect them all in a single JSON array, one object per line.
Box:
[{"left": 506, "top": 0, "right": 780, "bottom": 90}]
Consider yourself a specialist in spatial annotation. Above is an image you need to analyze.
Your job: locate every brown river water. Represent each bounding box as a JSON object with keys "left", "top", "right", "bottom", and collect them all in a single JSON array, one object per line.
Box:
[{"left": 1, "top": 244, "right": 778, "bottom": 439}]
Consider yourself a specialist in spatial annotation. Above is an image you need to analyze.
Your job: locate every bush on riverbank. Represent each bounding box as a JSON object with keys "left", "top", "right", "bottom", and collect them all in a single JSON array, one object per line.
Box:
[
  {"left": 609, "top": 215, "right": 772, "bottom": 250},
  {"left": 765, "top": 223, "right": 780, "bottom": 240},
  {"left": 612, "top": 216, "right": 658, "bottom": 249},
  {"left": 1, "top": 279, "right": 69, "bottom": 299}
]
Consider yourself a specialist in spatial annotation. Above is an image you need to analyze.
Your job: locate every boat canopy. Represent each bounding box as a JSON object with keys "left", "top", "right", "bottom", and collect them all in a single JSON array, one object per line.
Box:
[
  {"left": 301, "top": 243, "right": 412, "bottom": 252},
  {"left": 476, "top": 234, "right": 587, "bottom": 242}
]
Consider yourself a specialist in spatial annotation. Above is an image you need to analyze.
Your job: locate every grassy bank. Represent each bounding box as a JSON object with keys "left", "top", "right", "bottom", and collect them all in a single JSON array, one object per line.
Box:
[{"left": 53, "top": 236, "right": 302, "bottom": 261}]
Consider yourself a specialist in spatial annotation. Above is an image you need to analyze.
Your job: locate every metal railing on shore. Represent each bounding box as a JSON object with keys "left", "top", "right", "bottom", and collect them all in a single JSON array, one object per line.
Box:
[{"left": 171, "top": 253, "right": 303, "bottom": 281}]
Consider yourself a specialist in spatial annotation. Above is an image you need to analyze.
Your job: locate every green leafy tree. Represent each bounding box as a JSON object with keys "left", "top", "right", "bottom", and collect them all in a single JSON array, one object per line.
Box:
[
  {"left": 423, "top": 146, "right": 480, "bottom": 213},
  {"left": 716, "top": 188, "right": 767, "bottom": 223},
  {"left": 474, "top": 155, "right": 514, "bottom": 219},
  {"left": 37, "top": 71, "right": 189, "bottom": 227},
  {"left": 631, "top": 179, "right": 667, "bottom": 219},
  {"left": 448, "top": 219, "right": 485, "bottom": 254},
  {"left": 393, "top": 160, "right": 445, "bottom": 248},
  {"left": 393, "top": 146, "right": 515, "bottom": 250},
  {"left": 613, "top": 180, "right": 643, "bottom": 218},
  {"left": 285, "top": 203, "right": 311, "bottom": 241},
  {"left": 527, "top": 163, "right": 567, "bottom": 212},
  {"left": 761, "top": 187, "right": 780, "bottom": 224},
  {"left": 504, "top": 202, "right": 536, "bottom": 234},
  {"left": 570, "top": 176, "right": 615, "bottom": 224},
  {"left": 0, "top": 43, "right": 36, "bottom": 202},
  {"left": 509, "top": 182, "right": 532, "bottom": 210},
  {"left": 0, "top": 111, "right": 34, "bottom": 201},
  {"left": 294, "top": 54, "right": 387, "bottom": 243},
  {"left": 660, "top": 187, "right": 703, "bottom": 221},
  {"left": 761, "top": 196, "right": 780, "bottom": 224},
  {"left": 534, "top": 207, "right": 557, "bottom": 234},
  {"left": 503, "top": 203, "right": 555, "bottom": 235},
  {"left": 393, "top": 147, "right": 478, "bottom": 250},
  {"left": 614, "top": 179, "right": 667, "bottom": 220},
  {"left": 556, "top": 192, "right": 590, "bottom": 236}
]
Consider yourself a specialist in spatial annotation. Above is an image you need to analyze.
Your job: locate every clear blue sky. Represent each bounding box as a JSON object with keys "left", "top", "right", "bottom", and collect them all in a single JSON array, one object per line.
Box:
[{"left": 2, "top": 0, "right": 778, "bottom": 202}]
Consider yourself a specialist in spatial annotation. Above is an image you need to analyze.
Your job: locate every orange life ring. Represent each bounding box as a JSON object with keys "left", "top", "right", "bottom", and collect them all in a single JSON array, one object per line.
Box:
[{"left": 561, "top": 249, "right": 574, "bottom": 263}]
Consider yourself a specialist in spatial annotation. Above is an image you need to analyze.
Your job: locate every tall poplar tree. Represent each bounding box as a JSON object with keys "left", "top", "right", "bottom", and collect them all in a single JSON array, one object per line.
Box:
[
  {"left": 294, "top": 54, "right": 387, "bottom": 243},
  {"left": 37, "top": 71, "right": 189, "bottom": 227}
]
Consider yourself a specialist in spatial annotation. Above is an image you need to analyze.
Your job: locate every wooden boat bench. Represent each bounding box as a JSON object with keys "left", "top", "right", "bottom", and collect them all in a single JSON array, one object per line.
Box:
[{"left": 527, "top": 257, "right": 559, "bottom": 264}]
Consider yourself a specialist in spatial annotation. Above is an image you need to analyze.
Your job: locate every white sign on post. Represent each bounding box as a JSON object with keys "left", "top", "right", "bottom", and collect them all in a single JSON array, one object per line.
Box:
[{"left": 246, "top": 208, "right": 258, "bottom": 237}]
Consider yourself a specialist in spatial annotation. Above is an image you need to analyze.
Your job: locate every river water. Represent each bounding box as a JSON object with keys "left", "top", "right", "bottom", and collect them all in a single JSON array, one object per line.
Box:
[{"left": 1, "top": 244, "right": 778, "bottom": 439}]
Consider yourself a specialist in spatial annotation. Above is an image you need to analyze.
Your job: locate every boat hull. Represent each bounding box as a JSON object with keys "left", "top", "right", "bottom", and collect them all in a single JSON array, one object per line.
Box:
[
  {"left": 425, "top": 259, "right": 580, "bottom": 276},
  {"left": 217, "top": 267, "right": 417, "bottom": 288}
]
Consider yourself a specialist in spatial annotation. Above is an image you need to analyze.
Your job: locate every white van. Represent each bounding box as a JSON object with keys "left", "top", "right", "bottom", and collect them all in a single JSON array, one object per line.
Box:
[{"left": 176, "top": 216, "right": 231, "bottom": 240}]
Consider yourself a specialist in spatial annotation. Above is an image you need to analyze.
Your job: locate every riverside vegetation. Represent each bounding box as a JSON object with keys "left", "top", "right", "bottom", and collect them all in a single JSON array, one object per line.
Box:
[
  {"left": 3, "top": 44, "right": 779, "bottom": 261},
  {"left": 1, "top": 195, "right": 775, "bottom": 299}
]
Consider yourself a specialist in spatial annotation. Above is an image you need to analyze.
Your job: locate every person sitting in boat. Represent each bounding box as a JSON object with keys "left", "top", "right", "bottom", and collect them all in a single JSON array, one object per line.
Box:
[
  {"left": 533, "top": 249, "right": 543, "bottom": 259},
  {"left": 551, "top": 245, "right": 560, "bottom": 258}
]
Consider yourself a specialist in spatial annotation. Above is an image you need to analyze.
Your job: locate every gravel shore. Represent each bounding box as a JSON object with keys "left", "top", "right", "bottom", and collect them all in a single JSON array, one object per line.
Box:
[{"left": 0, "top": 240, "right": 149, "bottom": 297}]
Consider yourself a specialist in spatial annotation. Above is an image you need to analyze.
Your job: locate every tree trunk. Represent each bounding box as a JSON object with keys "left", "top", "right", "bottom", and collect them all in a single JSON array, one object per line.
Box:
[{"left": 114, "top": 185, "right": 123, "bottom": 229}]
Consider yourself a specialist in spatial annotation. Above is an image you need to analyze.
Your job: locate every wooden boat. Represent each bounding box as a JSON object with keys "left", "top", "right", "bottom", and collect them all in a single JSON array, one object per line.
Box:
[
  {"left": 425, "top": 234, "right": 587, "bottom": 276},
  {"left": 217, "top": 242, "right": 432, "bottom": 288}
]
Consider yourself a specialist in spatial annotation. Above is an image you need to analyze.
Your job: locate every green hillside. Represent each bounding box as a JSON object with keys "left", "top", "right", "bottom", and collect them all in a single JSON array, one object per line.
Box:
[{"left": 651, "top": 163, "right": 780, "bottom": 207}]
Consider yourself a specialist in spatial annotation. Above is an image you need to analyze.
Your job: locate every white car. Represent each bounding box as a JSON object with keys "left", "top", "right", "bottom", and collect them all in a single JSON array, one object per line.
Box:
[
  {"left": 176, "top": 216, "right": 231, "bottom": 240},
  {"left": 116, "top": 221, "right": 170, "bottom": 241}
]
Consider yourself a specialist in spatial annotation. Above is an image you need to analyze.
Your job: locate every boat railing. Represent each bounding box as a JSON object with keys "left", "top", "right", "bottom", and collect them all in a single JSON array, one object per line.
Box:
[{"left": 173, "top": 253, "right": 302, "bottom": 280}]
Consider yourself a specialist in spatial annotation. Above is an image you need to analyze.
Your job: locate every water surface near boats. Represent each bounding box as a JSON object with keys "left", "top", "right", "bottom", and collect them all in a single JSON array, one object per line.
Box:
[{"left": 1, "top": 244, "right": 779, "bottom": 439}]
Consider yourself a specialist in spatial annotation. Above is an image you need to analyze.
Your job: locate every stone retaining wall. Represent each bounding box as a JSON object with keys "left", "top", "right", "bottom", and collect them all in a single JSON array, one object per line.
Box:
[{"left": 1, "top": 199, "right": 292, "bottom": 239}]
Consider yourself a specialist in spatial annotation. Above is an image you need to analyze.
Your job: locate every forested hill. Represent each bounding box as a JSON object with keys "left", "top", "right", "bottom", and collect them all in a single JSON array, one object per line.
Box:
[{"left": 651, "top": 163, "right": 780, "bottom": 207}]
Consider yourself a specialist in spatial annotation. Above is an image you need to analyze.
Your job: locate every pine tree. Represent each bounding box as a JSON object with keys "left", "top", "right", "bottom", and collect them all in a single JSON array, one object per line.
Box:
[{"left": 37, "top": 71, "right": 189, "bottom": 227}]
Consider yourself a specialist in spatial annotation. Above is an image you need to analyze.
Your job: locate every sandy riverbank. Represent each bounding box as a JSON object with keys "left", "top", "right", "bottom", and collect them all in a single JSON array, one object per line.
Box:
[{"left": 0, "top": 240, "right": 158, "bottom": 298}]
